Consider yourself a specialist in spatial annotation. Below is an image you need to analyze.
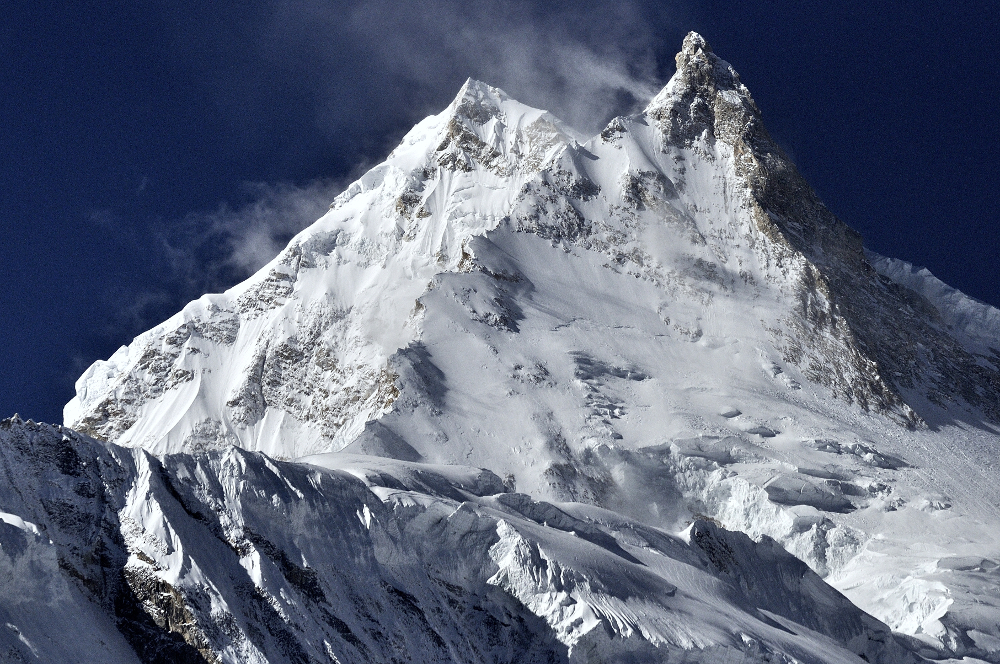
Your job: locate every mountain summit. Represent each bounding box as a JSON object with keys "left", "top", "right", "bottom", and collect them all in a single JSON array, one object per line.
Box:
[{"left": 3, "top": 32, "right": 1000, "bottom": 663}]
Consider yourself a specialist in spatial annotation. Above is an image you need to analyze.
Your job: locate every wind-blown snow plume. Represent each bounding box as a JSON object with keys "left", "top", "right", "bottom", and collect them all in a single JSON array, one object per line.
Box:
[
  {"left": 162, "top": 179, "right": 346, "bottom": 285},
  {"left": 341, "top": 0, "right": 665, "bottom": 132}
]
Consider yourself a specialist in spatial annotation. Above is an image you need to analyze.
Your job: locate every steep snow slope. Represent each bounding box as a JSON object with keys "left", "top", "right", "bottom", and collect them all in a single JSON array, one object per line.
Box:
[
  {"left": 63, "top": 32, "right": 1000, "bottom": 662},
  {"left": 0, "top": 417, "right": 919, "bottom": 663},
  {"left": 65, "top": 79, "right": 580, "bottom": 458}
]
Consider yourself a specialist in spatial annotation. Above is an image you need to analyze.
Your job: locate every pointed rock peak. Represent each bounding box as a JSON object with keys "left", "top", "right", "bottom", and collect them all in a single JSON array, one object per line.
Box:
[
  {"left": 448, "top": 78, "right": 513, "bottom": 126},
  {"left": 671, "top": 31, "right": 736, "bottom": 90},
  {"left": 672, "top": 31, "right": 740, "bottom": 91},
  {"left": 680, "top": 30, "right": 712, "bottom": 57},
  {"left": 644, "top": 33, "right": 860, "bottom": 242},
  {"left": 644, "top": 31, "right": 760, "bottom": 147}
]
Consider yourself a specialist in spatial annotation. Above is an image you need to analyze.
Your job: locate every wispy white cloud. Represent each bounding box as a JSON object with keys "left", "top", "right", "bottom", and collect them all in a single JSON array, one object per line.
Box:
[
  {"left": 155, "top": 0, "right": 675, "bottom": 296},
  {"left": 236, "top": 0, "right": 673, "bottom": 137},
  {"left": 160, "top": 178, "right": 346, "bottom": 292},
  {"left": 340, "top": 0, "right": 668, "bottom": 133},
  {"left": 81, "top": 178, "right": 344, "bottom": 352}
]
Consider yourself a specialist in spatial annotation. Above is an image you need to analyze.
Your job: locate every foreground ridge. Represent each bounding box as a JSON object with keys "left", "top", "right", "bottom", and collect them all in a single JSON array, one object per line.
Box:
[
  {"left": 0, "top": 417, "right": 918, "bottom": 663},
  {"left": 10, "top": 31, "right": 999, "bottom": 662}
]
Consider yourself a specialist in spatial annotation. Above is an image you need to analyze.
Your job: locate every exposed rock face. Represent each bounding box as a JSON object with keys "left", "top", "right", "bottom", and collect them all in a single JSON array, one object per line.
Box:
[
  {"left": 645, "top": 33, "right": 908, "bottom": 423},
  {"left": 647, "top": 32, "right": 1000, "bottom": 425}
]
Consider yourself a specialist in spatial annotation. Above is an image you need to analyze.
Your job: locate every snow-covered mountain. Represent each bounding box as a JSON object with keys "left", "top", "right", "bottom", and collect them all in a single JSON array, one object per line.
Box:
[{"left": 4, "top": 32, "right": 1000, "bottom": 662}]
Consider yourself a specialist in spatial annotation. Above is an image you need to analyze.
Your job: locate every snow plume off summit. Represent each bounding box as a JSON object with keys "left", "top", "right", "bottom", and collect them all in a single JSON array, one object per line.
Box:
[{"left": 3, "top": 32, "right": 1000, "bottom": 663}]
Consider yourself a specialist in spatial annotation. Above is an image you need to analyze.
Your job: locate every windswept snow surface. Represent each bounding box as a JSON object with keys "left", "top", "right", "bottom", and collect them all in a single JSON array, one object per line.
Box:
[{"left": 51, "top": 32, "right": 1000, "bottom": 662}]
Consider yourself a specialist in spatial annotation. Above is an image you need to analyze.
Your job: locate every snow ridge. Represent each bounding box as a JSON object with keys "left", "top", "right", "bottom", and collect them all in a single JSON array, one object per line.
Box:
[{"left": 0, "top": 417, "right": 917, "bottom": 663}]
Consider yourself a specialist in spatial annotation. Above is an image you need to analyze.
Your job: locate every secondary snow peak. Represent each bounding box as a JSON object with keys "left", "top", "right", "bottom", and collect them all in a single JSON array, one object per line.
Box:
[
  {"left": 436, "top": 77, "right": 581, "bottom": 177},
  {"left": 64, "top": 77, "right": 577, "bottom": 456}
]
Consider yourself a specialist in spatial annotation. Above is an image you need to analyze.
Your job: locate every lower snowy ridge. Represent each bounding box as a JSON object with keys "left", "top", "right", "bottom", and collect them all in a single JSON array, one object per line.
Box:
[{"left": 0, "top": 416, "right": 921, "bottom": 664}]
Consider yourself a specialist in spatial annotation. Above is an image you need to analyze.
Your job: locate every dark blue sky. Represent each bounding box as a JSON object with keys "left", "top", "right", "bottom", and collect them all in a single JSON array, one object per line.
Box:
[{"left": 2, "top": 1, "right": 998, "bottom": 424}]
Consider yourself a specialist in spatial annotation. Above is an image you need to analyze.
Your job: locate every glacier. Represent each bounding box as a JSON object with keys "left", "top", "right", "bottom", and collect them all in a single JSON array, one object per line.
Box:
[{"left": 3, "top": 31, "right": 999, "bottom": 663}]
